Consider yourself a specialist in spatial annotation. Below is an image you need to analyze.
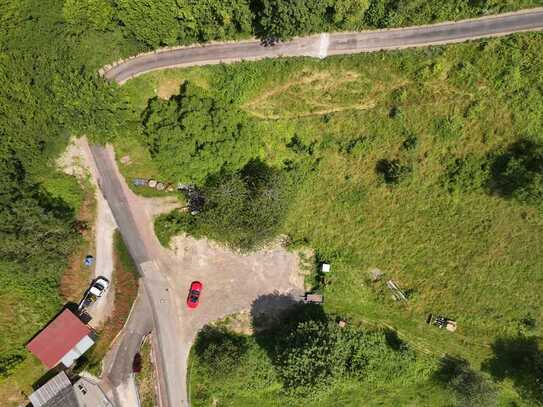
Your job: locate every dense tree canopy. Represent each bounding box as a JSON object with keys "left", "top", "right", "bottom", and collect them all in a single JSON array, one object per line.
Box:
[
  {"left": 113, "top": 0, "right": 253, "bottom": 47},
  {"left": 143, "top": 83, "right": 259, "bottom": 183},
  {"left": 0, "top": 0, "right": 130, "bottom": 376},
  {"left": 274, "top": 320, "right": 426, "bottom": 393},
  {"left": 156, "top": 161, "right": 291, "bottom": 250}
]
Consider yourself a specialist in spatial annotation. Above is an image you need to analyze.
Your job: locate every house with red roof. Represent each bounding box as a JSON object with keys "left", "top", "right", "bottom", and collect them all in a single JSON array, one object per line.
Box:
[{"left": 27, "top": 309, "right": 95, "bottom": 369}]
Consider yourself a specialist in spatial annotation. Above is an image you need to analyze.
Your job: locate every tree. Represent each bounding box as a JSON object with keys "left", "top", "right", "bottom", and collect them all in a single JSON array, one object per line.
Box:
[
  {"left": 142, "top": 82, "right": 259, "bottom": 184},
  {"left": 254, "top": 0, "right": 331, "bottom": 38},
  {"left": 63, "top": 0, "right": 113, "bottom": 32},
  {"left": 434, "top": 357, "right": 497, "bottom": 407},
  {"left": 273, "top": 319, "right": 423, "bottom": 394},
  {"left": 113, "top": 0, "right": 253, "bottom": 47},
  {"left": 155, "top": 160, "right": 291, "bottom": 250}
]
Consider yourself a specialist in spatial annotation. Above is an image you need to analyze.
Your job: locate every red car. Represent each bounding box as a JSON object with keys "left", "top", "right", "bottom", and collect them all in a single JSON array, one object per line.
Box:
[{"left": 186, "top": 281, "right": 203, "bottom": 309}]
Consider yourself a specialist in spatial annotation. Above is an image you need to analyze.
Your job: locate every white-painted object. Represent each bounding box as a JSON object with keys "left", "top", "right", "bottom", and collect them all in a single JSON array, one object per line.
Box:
[{"left": 322, "top": 263, "right": 331, "bottom": 273}]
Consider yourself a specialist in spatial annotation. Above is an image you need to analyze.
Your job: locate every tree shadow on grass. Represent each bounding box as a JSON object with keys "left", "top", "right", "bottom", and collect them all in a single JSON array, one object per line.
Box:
[
  {"left": 192, "top": 325, "right": 249, "bottom": 377},
  {"left": 487, "top": 139, "right": 543, "bottom": 204},
  {"left": 433, "top": 356, "right": 497, "bottom": 407},
  {"left": 250, "top": 291, "right": 326, "bottom": 336},
  {"left": 482, "top": 335, "right": 543, "bottom": 404},
  {"left": 250, "top": 292, "right": 327, "bottom": 392}
]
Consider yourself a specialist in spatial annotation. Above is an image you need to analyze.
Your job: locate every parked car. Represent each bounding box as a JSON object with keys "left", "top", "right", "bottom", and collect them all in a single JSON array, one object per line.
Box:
[
  {"left": 89, "top": 277, "right": 109, "bottom": 297},
  {"left": 186, "top": 281, "right": 203, "bottom": 309}
]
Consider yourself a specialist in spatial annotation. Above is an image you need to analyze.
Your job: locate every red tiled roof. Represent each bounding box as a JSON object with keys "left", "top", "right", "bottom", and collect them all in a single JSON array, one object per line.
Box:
[{"left": 26, "top": 309, "right": 91, "bottom": 368}]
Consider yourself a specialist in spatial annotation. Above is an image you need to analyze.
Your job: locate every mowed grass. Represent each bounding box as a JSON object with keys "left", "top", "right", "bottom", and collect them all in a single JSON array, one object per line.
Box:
[{"left": 118, "top": 33, "right": 543, "bottom": 370}]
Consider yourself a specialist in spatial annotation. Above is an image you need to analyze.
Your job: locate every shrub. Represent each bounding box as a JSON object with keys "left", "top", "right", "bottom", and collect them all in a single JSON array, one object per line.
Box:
[
  {"left": 194, "top": 326, "right": 248, "bottom": 376},
  {"left": 375, "top": 158, "right": 412, "bottom": 185},
  {"left": 156, "top": 160, "right": 291, "bottom": 250},
  {"left": 142, "top": 82, "right": 259, "bottom": 184}
]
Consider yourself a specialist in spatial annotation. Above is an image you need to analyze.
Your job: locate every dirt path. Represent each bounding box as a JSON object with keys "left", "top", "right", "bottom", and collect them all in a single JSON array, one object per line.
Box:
[{"left": 59, "top": 137, "right": 118, "bottom": 327}]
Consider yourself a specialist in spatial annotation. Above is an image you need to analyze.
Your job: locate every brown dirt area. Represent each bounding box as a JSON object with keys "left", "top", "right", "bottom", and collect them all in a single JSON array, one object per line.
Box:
[{"left": 60, "top": 188, "right": 96, "bottom": 302}]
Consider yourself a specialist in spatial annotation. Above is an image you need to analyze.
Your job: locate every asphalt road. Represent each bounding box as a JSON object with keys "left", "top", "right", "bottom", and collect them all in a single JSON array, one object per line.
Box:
[
  {"left": 90, "top": 145, "right": 189, "bottom": 407},
  {"left": 102, "top": 8, "right": 543, "bottom": 84}
]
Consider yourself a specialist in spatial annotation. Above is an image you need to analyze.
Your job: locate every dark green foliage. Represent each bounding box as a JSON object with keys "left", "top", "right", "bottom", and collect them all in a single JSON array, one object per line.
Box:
[
  {"left": 364, "top": 0, "right": 528, "bottom": 28},
  {"left": 254, "top": 0, "right": 331, "bottom": 38},
  {"left": 193, "top": 326, "right": 248, "bottom": 376},
  {"left": 113, "top": 0, "right": 253, "bottom": 47},
  {"left": 0, "top": 0, "right": 133, "bottom": 377},
  {"left": 248, "top": 299, "right": 427, "bottom": 396},
  {"left": 142, "top": 83, "right": 259, "bottom": 183},
  {"left": 63, "top": 0, "right": 114, "bottom": 32},
  {"left": 488, "top": 139, "right": 543, "bottom": 206},
  {"left": 483, "top": 336, "right": 543, "bottom": 404},
  {"left": 272, "top": 319, "right": 423, "bottom": 394},
  {"left": 254, "top": 0, "right": 374, "bottom": 38},
  {"left": 275, "top": 320, "right": 366, "bottom": 391},
  {"left": 434, "top": 357, "right": 497, "bottom": 407},
  {"left": 443, "top": 154, "right": 490, "bottom": 193},
  {"left": 191, "top": 303, "right": 437, "bottom": 403},
  {"left": 156, "top": 161, "right": 291, "bottom": 250},
  {"left": 375, "top": 159, "right": 412, "bottom": 185}
]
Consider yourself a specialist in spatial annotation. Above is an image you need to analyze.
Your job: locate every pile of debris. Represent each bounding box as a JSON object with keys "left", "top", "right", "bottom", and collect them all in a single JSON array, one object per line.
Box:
[
  {"left": 427, "top": 314, "right": 457, "bottom": 332},
  {"left": 387, "top": 280, "right": 408, "bottom": 302},
  {"left": 178, "top": 184, "right": 205, "bottom": 215},
  {"left": 132, "top": 178, "right": 175, "bottom": 192}
]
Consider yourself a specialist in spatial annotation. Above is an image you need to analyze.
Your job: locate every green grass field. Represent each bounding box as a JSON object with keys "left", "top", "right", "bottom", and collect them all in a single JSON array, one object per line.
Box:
[{"left": 118, "top": 32, "right": 543, "bottom": 404}]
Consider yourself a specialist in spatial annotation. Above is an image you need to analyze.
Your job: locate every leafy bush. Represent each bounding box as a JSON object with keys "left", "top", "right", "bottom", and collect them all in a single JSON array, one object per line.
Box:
[
  {"left": 142, "top": 82, "right": 259, "bottom": 184},
  {"left": 113, "top": 0, "right": 253, "bottom": 47},
  {"left": 375, "top": 158, "right": 412, "bottom": 185},
  {"left": 269, "top": 317, "right": 426, "bottom": 395},
  {"left": 156, "top": 160, "right": 291, "bottom": 250},
  {"left": 63, "top": 0, "right": 113, "bottom": 32},
  {"left": 193, "top": 326, "right": 248, "bottom": 376},
  {"left": 434, "top": 357, "right": 497, "bottom": 407}
]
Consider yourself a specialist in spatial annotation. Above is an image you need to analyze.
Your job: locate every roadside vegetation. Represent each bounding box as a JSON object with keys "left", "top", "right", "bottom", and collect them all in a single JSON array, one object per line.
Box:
[
  {"left": 156, "top": 160, "right": 291, "bottom": 250},
  {"left": 135, "top": 336, "right": 158, "bottom": 407},
  {"left": 0, "top": 0, "right": 136, "bottom": 391}
]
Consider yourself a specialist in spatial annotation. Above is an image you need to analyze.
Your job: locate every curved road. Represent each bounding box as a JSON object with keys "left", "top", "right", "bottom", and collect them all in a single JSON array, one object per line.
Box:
[
  {"left": 102, "top": 8, "right": 543, "bottom": 84},
  {"left": 95, "top": 8, "right": 543, "bottom": 407}
]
